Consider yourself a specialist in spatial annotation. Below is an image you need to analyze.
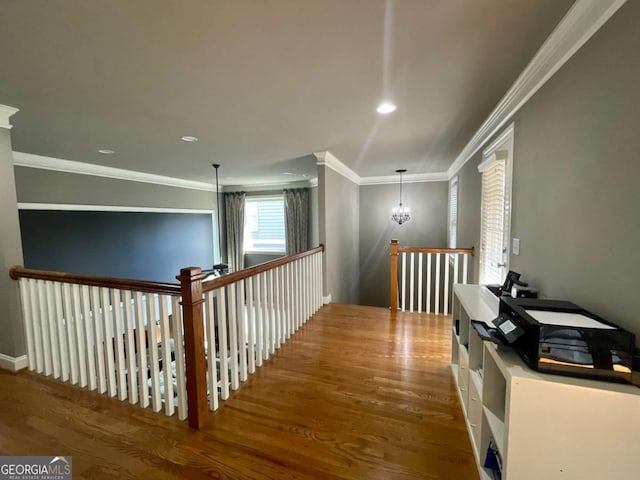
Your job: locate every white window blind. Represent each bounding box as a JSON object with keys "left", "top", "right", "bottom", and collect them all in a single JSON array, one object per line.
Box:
[
  {"left": 479, "top": 158, "right": 507, "bottom": 285},
  {"left": 243, "top": 196, "right": 286, "bottom": 253},
  {"left": 449, "top": 176, "right": 459, "bottom": 248}
]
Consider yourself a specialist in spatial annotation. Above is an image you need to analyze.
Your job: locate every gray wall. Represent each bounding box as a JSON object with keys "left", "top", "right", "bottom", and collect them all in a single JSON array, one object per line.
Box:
[
  {"left": 15, "top": 166, "right": 215, "bottom": 210},
  {"left": 0, "top": 130, "right": 25, "bottom": 357},
  {"left": 454, "top": 2, "right": 640, "bottom": 341},
  {"left": 359, "top": 182, "right": 449, "bottom": 307},
  {"left": 319, "top": 166, "right": 359, "bottom": 304},
  {"left": 244, "top": 252, "right": 283, "bottom": 268}
]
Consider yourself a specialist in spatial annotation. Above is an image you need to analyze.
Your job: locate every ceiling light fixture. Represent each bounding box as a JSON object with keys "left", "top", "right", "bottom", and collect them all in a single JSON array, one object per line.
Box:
[
  {"left": 391, "top": 169, "right": 411, "bottom": 225},
  {"left": 376, "top": 101, "right": 397, "bottom": 114},
  {"left": 181, "top": 135, "right": 198, "bottom": 142},
  {"left": 98, "top": 149, "right": 115, "bottom": 155}
]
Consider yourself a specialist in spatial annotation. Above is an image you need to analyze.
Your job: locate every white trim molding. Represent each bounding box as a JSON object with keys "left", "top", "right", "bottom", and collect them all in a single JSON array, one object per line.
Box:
[
  {"left": 447, "top": 0, "right": 627, "bottom": 178},
  {"left": 360, "top": 171, "right": 448, "bottom": 185},
  {"left": 0, "top": 353, "right": 28, "bottom": 372},
  {"left": 13, "top": 151, "right": 216, "bottom": 192},
  {"left": 18, "top": 203, "right": 213, "bottom": 214},
  {"left": 0, "top": 104, "right": 19, "bottom": 130},
  {"left": 314, "top": 151, "right": 361, "bottom": 185},
  {"left": 314, "top": 150, "right": 449, "bottom": 185}
]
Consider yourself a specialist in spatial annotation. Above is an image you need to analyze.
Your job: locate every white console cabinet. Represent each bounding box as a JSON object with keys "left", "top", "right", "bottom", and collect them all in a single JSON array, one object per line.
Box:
[{"left": 451, "top": 284, "right": 640, "bottom": 480}]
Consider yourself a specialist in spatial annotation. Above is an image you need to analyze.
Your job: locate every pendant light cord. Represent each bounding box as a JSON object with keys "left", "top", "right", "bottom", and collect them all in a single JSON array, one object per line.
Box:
[{"left": 213, "top": 163, "right": 223, "bottom": 262}]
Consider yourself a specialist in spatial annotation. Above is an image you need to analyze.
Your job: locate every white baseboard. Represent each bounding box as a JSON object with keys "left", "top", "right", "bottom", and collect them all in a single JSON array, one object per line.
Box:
[
  {"left": 0, "top": 353, "right": 28, "bottom": 372},
  {"left": 322, "top": 294, "right": 332, "bottom": 305}
]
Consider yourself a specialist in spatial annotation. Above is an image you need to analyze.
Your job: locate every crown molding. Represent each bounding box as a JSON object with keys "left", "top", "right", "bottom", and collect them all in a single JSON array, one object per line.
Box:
[
  {"left": 13, "top": 151, "right": 216, "bottom": 191},
  {"left": 447, "top": 0, "right": 627, "bottom": 179},
  {"left": 0, "top": 104, "right": 19, "bottom": 130},
  {"left": 314, "top": 151, "right": 361, "bottom": 185},
  {"left": 360, "top": 172, "right": 448, "bottom": 185},
  {"left": 18, "top": 203, "right": 213, "bottom": 214}
]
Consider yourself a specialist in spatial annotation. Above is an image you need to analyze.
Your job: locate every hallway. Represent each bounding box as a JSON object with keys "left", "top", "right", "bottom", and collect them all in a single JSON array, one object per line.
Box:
[{"left": 0, "top": 303, "right": 478, "bottom": 479}]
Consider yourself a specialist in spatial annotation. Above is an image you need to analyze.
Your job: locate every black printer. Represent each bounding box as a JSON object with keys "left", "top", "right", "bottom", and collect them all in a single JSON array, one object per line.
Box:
[{"left": 493, "top": 297, "right": 635, "bottom": 384}]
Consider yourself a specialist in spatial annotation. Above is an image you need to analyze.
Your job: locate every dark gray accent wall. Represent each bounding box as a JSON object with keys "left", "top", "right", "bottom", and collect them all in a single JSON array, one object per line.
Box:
[
  {"left": 359, "top": 182, "right": 449, "bottom": 307},
  {"left": 20, "top": 210, "right": 214, "bottom": 283},
  {"left": 455, "top": 2, "right": 640, "bottom": 341},
  {"left": 14, "top": 166, "right": 215, "bottom": 210},
  {"left": 320, "top": 167, "right": 359, "bottom": 304},
  {"left": 0, "top": 130, "right": 25, "bottom": 358}
]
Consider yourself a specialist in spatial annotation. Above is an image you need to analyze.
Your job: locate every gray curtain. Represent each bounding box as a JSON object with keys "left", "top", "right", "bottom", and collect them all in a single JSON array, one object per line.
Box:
[
  {"left": 224, "top": 191, "right": 245, "bottom": 272},
  {"left": 284, "top": 188, "right": 310, "bottom": 255}
]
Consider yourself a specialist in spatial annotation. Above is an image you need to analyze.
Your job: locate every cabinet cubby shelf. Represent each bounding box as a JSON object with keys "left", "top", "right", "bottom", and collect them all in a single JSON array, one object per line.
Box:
[{"left": 451, "top": 284, "right": 640, "bottom": 480}]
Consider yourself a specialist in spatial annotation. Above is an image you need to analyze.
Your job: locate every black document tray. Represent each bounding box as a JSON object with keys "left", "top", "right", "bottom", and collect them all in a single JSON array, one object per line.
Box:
[{"left": 471, "top": 320, "right": 505, "bottom": 345}]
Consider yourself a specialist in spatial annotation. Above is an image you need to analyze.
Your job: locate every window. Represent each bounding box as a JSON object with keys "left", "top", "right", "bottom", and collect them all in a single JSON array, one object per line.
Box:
[
  {"left": 448, "top": 176, "right": 459, "bottom": 248},
  {"left": 478, "top": 124, "right": 513, "bottom": 285},
  {"left": 243, "top": 195, "right": 286, "bottom": 253}
]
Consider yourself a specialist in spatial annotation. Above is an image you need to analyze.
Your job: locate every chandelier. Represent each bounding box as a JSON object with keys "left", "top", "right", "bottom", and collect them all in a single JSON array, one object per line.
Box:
[{"left": 391, "top": 168, "right": 411, "bottom": 225}]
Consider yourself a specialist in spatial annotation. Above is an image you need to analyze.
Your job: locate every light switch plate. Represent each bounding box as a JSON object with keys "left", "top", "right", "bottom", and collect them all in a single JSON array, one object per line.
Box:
[{"left": 512, "top": 238, "right": 520, "bottom": 255}]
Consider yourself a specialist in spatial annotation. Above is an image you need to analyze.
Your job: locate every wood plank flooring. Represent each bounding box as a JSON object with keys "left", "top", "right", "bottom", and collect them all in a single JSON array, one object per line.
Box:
[{"left": 0, "top": 303, "right": 478, "bottom": 479}]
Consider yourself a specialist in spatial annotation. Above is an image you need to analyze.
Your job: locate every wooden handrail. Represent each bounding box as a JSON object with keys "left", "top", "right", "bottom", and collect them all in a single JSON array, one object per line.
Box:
[
  {"left": 9, "top": 266, "right": 181, "bottom": 295},
  {"left": 202, "top": 245, "right": 324, "bottom": 292},
  {"left": 397, "top": 246, "right": 475, "bottom": 255}
]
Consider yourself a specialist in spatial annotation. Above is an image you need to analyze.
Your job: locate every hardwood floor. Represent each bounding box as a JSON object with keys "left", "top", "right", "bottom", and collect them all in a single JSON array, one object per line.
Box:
[{"left": 0, "top": 303, "right": 479, "bottom": 479}]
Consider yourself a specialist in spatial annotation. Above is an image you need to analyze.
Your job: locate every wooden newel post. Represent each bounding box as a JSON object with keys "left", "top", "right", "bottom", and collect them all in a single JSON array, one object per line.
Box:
[
  {"left": 177, "top": 267, "right": 208, "bottom": 429},
  {"left": 390, "top": 240, "right": 399, "bottom": 313}
]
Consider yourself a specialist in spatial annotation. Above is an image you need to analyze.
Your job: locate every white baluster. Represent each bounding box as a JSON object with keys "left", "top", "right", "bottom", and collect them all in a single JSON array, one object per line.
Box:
[
  {"left": 417, "top": 253, "right": 423, "bottom": 313},
  {"left": 19, "top": 279, "right": 35, "bottom": 371},
  {"left": 205, "top": 290, "right": 218, "bottom": 411},
  {"left": 237, "top": 280, "right": 247, "bottom": 382},
  {"left": 45, "top": 281, "right": 61, "bottom": 379},
  {"left": 146, "top": 292, "right": 161, "bottom": 411},
  {"left": 37, "top": 280, "right": 52, "bottom": 376},
  {"left": 80, "top": 284, "right": 96, "bottom": 390},
  {"left": 261, "top": 272, "right": 269, "bottom": 360},
  {"left": 123, "top": 291, "right": 138, "bottom": 405},
  {"left": 134, "top": 291, "right": 149, "bottom": 408},
  {"left": 426, "top": 253, "right": 432, "bottom": 314},
  {"left": 171, "top": 296, "right": 188, "bottom": 419},
  {"left": 401, "top": 252, "right": 407, "bottom": 312},
  {"left": 409, "top": 252, "right": 415, "bottom": 312},
  {"left": 444, "top": 254, "right": 450, "bottom": 315},
  {"left": 62, "top": 283, "right": 78, "bottom": 384},
  {"left": 454, "top": 254, "right": 460, "bottom": 287},
  {"left": 228, "top": 282, "right": 239, "bottom": 390},
  {"left": 267, "top": 269, "right": 274, "bottom": 354},
  {"left": 246, "top": 277, "right": 256, "bottom": 374},
  {"left": 463, "top": 254, "right": 469, "bottom": 284},
  {"left": 217, "top": 286, "right": 230, "bottom": 399},
  {"left": 53, "top": 283, "right": 69, "bottom": 381},
  {"left": 279, "top": 265, "right": 286, "bottom": 343},
  {"left": 101, "top": 287, "right": 116, "bottom": 397},
  {"left": 72, "top": 284, "right": 87, "bottom": 387},
  {"left": 435, "top": 254, "right": 441, "bottom": 315},
  {"left": 158, "top": 294, "right": 174, "bottom": 415},
  {"left": 111, "top": 290, "right": 127, "bottom": 400},
  {"left": 254, "top": 275, "right": 263, "bottom": 367},
  {"left": 90, "top": 286, "right": 107, "bottom": 394},
  {"left": 274, "top": 267, "right": 282, "bottom": 348}
]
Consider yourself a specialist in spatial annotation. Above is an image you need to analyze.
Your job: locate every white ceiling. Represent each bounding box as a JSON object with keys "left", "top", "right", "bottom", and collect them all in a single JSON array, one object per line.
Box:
[{"left": 0, "top": 0, "right": 573, "bottom": 186}]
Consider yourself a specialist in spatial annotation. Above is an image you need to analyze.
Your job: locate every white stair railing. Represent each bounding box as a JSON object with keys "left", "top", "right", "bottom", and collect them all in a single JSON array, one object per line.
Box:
[
  {"left": 201, "top": 247, "right": 324, "bottom": 414},
  {"left": 389, "top": 241, "right": 474, "bottom": 314},
  {"left": 10, "top": 268, "right": 188, "bottom": 420}
]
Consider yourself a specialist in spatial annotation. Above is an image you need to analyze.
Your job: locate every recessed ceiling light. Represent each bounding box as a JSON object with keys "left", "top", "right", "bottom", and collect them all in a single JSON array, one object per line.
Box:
[
  {"left": 283, "top": 172, "right": 294, "bottom": 175},
  {"left": 181, "top": 135, "right": 198, "bottom": 142},
  {"left": 98, "top": 149, "right": 115, "bottom": 155},
  {"left": 376, "top": 101, "right": 397, "bottom": 114}
]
